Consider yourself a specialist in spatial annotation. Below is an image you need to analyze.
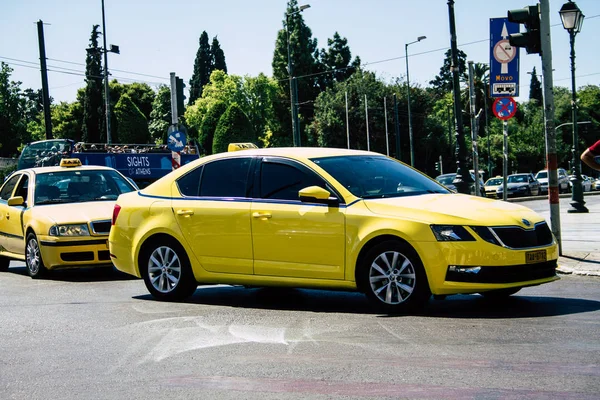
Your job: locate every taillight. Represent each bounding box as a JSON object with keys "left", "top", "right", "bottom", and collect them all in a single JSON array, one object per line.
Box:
[{"left": 112, "top": 204, "right": 121, "bottom": 226}]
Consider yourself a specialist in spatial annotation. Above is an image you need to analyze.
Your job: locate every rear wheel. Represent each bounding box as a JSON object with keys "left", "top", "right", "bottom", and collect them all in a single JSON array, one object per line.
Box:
[
  {"left": 0, "top": 256, "right": 9, "bottom": 272},
  {"left": 140, "top": 238, "right": 197, "bottom": 301},
  {"left": 357, "top": 240, "right": 430, "bottom": 313},
  {"left": 26, "top": 233, "right": 48, "bottom": 279}
]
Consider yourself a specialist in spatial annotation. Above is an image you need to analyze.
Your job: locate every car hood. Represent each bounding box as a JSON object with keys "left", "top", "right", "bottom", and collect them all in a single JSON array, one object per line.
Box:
[
  {"left": 31, "top": 201, "right": 115, "bottom": 225},
  {"left": 498, "top": 182, "right": 529, "bottom": 190},
  {"left": 362, "top": 193, "right": 543, "bottom": 226}
]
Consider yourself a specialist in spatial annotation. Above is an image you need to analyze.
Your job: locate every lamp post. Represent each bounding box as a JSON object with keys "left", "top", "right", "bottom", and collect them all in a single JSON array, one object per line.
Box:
[
  {"left": 560, "top": 0, "right": 587, "bottom": 213},
  {"left": 286, "top": 4, "right": 310, "bottom": 147},
  {"left": 100, "top": 0, "right": 120, "bottom": 145},
  {"left": 405, "top": 35, "right": 426, "bottom": 167}
]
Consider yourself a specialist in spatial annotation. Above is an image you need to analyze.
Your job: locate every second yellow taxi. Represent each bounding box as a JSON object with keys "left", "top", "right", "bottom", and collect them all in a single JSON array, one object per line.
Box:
[{"left": 109, "top": 147, "right": 558, "bottom": 312}]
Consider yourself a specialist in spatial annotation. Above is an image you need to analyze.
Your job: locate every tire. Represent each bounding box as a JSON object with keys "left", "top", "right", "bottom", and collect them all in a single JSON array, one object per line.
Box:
[
  {"left": 0, "top": 256, "right": 9, "bottom": 272},
  {"left": 140, "top": 238, "right": 197, "bottom": 301},
  {"left": 480, "top": 287, "right": 521, "bottom": 299},
  {"left": 525, "top": 188, "right": 531, "bottom": 197},
  {"left": 25, "top": 233, "right": 48, "bottom": 279},
  {"left": 357, "top": 240, "right": 430, "bottom": 313}
]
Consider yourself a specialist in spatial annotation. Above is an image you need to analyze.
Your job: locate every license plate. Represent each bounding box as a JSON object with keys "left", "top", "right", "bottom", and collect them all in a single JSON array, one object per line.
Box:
[{"left": 526, "top": 250, "right": 547, "bottom": 264}]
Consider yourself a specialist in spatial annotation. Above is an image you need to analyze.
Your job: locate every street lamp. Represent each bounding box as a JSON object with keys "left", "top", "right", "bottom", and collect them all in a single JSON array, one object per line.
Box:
[
  {"left": 100, "top": 0, "right": 119, "bottom": 145},
  {"left": 286, "top": 4, "right": 310, "bottom": 147},
  {"left": 405, "top": 35, "right": 426, "bottom": 167},
  {"left": 560, "top": 0, "right": 587, "bottom": 213}
]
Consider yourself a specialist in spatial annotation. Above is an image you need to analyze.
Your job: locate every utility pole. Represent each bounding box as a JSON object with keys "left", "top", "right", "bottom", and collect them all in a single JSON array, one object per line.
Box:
[
  {"left": 394, "top": 93, "right": 401, "bottom": 161},
  {"left": 101, "top": 0, "right": 112, "bottom": 144},
  {"left": 36, "top": 20, "right": 52, "bottom": 140},
  {"left": 345, "top": 91, "right": 350, "bottom": 149},
  {"left": 364, "top": 94, "right": 370, "bottom": 151},
  {"left": 447, "top": 0, "right": 473, "bottom": 194},
  {"left": 468, "top": 61, "right": 481, "bottom": 196}
]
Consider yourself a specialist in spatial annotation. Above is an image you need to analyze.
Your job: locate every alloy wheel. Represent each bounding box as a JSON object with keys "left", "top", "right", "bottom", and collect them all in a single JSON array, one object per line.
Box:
[
  {"left": 147, "top": 246, "right": 182, "bottom": 293},
  {"left": 369, "top": 250, "right": 417, "bottom": 305}
]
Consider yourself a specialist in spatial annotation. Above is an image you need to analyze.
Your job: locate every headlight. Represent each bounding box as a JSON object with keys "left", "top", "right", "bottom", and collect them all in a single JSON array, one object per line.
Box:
[
  {"left": 430, "top": 225, "right": 475, "bottom": 241},
  {"left": 49, "top": 224, "right": 90, "bottom": 237}
]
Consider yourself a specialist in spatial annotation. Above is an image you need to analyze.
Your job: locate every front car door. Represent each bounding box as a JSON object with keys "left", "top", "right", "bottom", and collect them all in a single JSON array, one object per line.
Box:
[
  {"left": 251, "top": 157, "right": 346, "bottom": 280},
  {"left": 0, "top": 173, "right": 27, "bottom": 256},
  {"left": 172, "top": 157, "right": 255, "bottom": 275}
]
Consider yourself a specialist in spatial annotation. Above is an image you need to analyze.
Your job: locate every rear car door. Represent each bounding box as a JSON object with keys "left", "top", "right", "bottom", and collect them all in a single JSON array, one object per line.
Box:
[
  {"left": 173, "top": 157, "right": 255, "bottom": 274},
  {"left": 251, "top": 157, "right": 346, "bottom": 280}
]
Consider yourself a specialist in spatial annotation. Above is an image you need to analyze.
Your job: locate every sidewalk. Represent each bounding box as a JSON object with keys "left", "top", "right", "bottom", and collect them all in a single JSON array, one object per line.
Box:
[{"left": 511, "top": 191, "right": 600, "bottom": 277}]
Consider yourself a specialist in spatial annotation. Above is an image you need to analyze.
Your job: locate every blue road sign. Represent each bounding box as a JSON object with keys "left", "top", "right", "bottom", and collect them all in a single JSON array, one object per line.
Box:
[
  {"left": 492, "top": 97, "right": 517, "bottom": 120},
  {"left": 490, "top": 18, "right": 520, "bottom": 98},
  {"left": 167, "top": 130, "right": 187, "bottom": 152}
]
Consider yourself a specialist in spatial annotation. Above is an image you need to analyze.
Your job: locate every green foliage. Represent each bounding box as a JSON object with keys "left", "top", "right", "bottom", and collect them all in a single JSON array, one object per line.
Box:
[
  {"left": 429, "top": 49, "right": 468, "bottom": 99},
  {"left": 212, "top": 103, "right": 256, "bottom": 154},
  {"left": 317, "top": 32, "right": 360, "bottom": 90},
  {"left": 189, "top": 31, "right": 212, "bottom": 105},
  {"left": 148, "top": 85, "right": 172, "bottom": 144},
  {"left": 199, "top": 101, "right": 227, "bottom": 155},
  {"left": 211, "top": 36, "right": 227, "bottom": 74},
  {"left": 110, "top": 81, "right": 155, "bottom": 120},
  {"left": 114, "top": 94, "right": 150, "bottom": 144},
  {"left": 82, "top": 25, "right": 104, "bottom": 143},
  {"left": 529, "top": 67, "right": 543, "bottom": 104},
  {"left": 0, "top": 163, "right": 17, "bottom": 182},
  {"left": 0, "top": 62, "right": 30, "bottom": 157}
]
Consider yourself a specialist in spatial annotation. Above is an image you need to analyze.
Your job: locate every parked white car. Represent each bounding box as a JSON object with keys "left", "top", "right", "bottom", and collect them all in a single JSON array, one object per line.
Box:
[
  {"left": 568, "top": 175, "right": 592, "bottom": 192},
  {"left": 535, "top": 168, "right": 570, "bottom": 194}
]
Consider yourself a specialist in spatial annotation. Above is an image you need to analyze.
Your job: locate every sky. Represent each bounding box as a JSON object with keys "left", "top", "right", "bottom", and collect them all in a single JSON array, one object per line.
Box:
[{"left": 2, "top": 0, "right": 600, "bottom": 104}]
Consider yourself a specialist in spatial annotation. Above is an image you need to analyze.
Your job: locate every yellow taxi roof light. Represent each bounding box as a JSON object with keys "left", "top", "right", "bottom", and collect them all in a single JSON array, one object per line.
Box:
[
  {"left": 228, "top": 143, "right": 258, "bottom": 152},
  {"left": 60, "top": 158, "right": 82, "bottom": 167}
]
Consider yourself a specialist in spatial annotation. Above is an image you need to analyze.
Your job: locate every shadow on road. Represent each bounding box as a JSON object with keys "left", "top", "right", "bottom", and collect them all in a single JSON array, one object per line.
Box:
[
  {"left": 5, "top": 265, "right": 138, "bottom": 282},
  {"left": 133, "top": 285, "right": 600, "bottom": 318}
]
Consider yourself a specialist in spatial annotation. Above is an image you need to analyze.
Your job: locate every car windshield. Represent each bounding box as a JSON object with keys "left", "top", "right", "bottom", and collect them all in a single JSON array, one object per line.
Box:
[
  {"left": 536, "top": 171, "right": 547, "bottom": 179},
  {"left": 486, "top": 178, "right": 503, "bottom": 186},
  {"left": 311, "top": 155, "right": 450, "bottom": 199},
  {"left": 508, "top": 175, "right": 528, "bottom": 183},
  {"left": 34, "top": 169, "right": 136, "bottom": 205},
  {"left": 436, "top": 175, "right": 456, "bottom": 185}
]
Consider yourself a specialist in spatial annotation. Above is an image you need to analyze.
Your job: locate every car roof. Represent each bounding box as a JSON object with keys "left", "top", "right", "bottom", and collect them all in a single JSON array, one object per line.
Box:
[
  {"left": 211, "top": 147, "right": 376, "bottom": 160},
  {"left": 19, "top": 165, "right": 115, "bottom": 174}
]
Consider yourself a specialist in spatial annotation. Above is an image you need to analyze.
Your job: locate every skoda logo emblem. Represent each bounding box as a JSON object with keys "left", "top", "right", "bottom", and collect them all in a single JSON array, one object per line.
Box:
[{"left": 521, "top": 219, "right": 531, "bottom": 227}]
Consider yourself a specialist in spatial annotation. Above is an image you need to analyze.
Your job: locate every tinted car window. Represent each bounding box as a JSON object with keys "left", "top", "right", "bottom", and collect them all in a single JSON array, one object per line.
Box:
[
  {"left": 0, "top": 174, "right": 21, "bottom": 200},
  {"left": 14, "top": 175, "right": 29, "bottom": 203},
  {"left": 177, "top": 166, "right": 203, "bottom": 197},
  {"left": 200, "top": 158, "right": 251, "bottom": 198},
  {"left": 260, "top": 161, "right": 325, "bottom": 201},
  {"left": 313, "top": 155, "right": 449, "bottom": 198}
]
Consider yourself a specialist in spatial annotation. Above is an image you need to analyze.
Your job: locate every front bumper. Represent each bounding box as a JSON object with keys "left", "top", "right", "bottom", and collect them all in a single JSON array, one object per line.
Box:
[
  {"left": 414, "top": 240, "right": 559, "bottom": 295},
  {"left": 39, "top": 236, "right": 112, "bottom": 269}
]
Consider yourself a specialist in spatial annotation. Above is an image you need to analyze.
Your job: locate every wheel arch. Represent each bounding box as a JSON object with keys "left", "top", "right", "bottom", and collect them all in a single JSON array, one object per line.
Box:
[{"left": 354, "top": 234, "right": 413, "bottom": 290}]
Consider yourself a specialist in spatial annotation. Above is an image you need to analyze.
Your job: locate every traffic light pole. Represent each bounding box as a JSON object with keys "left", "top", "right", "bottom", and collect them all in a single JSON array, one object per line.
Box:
[{"left": 539, "top": 0, "right": 562, "bottom": 254}]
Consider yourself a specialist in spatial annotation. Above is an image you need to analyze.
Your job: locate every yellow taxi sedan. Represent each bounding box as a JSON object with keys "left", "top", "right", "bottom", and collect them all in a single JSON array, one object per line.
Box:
[
  {"left": 109, "top": 147, "right": 559, "bottom": 312},
  {"left": 484, "top": 176, "right": 504, "bottom": 198},
  {"left": 0, "top": 159, "right": 137, "bottom": 278}
]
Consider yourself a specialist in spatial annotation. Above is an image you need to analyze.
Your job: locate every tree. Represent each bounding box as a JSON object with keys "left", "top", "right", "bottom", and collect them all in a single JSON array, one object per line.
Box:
[
  {"left": 271, "top": 0, "right": 321, "bottom": 146},
  {"left": 429, "top": 49, "right": 467, "bottom": 99},
  {"left": 529, "top": 67, "right": 543, "bottom": 104},
  {"left": 148, "top": 85, "right": 172, "bottom": 144},
  {"left": 199, "top": 101, "right": 227, "bottom": 155},
  {"left": 211, "top": 36, "right": 227, "bottom": 73},
  {"left": 0, "top": 62, "right": 29, "bottom": 157},
  {"left": 114, "top": 94, "right": 150, "bottom": 144},
  {"left": 51, "top": 101, "right": 83, "bottom": 141},
  {"left": 318, "top": 32, "right": 361, "bottom": 90},
  {"left": 82, "top": 25, "right": 104, "bottom": 143},
  {"left": 189, "top": 31, "right": 212, "bottom": 105},
  {"left": 212, "top": 103, "right": 256, "bottom": 154},
  {"left": 110, "top": 81, "right": 155, "bottom": 120}
]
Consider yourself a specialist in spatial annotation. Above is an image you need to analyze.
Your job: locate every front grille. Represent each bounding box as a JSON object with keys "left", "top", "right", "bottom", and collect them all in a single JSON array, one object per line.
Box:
[
  {"left": 91, "top": 220, "right": 111, "bottom": 235},
  {"left": 61, "top": 252, "right": 94, "bottom": 262},
  {"left": 445, "top": 260, "right": 557, "bottom": 283},
  {"left": 490, "top": 222, "right": 553, "bottom": 249},
  {"left": 98, "top": 250, "right": 110, "bottom": 261}
]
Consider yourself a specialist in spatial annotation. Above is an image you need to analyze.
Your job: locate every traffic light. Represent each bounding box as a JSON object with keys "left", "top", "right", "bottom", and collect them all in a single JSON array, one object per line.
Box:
[
  {"left": 435, "top": 161, "right": 441, "bottom": 172},
  {"left": 175, "top": 76, "right": 186, "bottom": 117},
  {"left": 507, "top": 4, "right": 541, "bottom": 54}
]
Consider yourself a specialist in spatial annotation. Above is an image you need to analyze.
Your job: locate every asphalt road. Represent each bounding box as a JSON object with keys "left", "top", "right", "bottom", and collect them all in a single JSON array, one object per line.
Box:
[{"left": 1, "top": 261, "right": 599, "bottom": 399}]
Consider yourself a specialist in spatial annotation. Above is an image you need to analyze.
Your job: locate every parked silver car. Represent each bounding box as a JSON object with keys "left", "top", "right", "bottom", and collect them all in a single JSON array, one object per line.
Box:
[
  {"left": 534, "top": 168, "right": 570, "bottom": 194},
  {"left": 496, "top": 173, "right": 541, "bottom": 198}
]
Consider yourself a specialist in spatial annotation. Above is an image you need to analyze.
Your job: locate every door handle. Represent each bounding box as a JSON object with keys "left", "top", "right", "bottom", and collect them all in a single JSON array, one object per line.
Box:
[
  {"left": 176, "top": 209, "right": 194, "bottom": 216},
  {"left": 5, "top": 213, "right": 10, "bottom": 220},
  {"left": 252, "top": 212, "right": 272, "bottom": 219}
]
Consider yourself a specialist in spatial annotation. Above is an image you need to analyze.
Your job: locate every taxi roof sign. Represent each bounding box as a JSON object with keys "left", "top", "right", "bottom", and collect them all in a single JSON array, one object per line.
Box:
[
  {"left": 60, "top": 158, "right": 82, "bottom": 167},
  {"left": 228, "top": 143, "right": 258, "bottom": 152}
]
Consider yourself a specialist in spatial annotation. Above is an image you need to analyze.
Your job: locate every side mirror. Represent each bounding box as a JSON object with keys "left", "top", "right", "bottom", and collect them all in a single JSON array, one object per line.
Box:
[
  {"left": 299, "top": 186, "right": 339, "bottom": 205},
  {"left": 7, "top": 196, "right": 24, "bottom": 207}
]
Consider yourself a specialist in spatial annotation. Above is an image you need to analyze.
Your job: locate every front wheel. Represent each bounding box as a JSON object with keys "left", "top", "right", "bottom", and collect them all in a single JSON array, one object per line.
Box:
[
  {"left": 357, "top": 240, "right": 430, "bottom": 313},
  {"left": 26, "top": 233, "right": 48, "bottom": 279},
  {"left": 140, "top": 238, "right": 197, "bottom": 301}
]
